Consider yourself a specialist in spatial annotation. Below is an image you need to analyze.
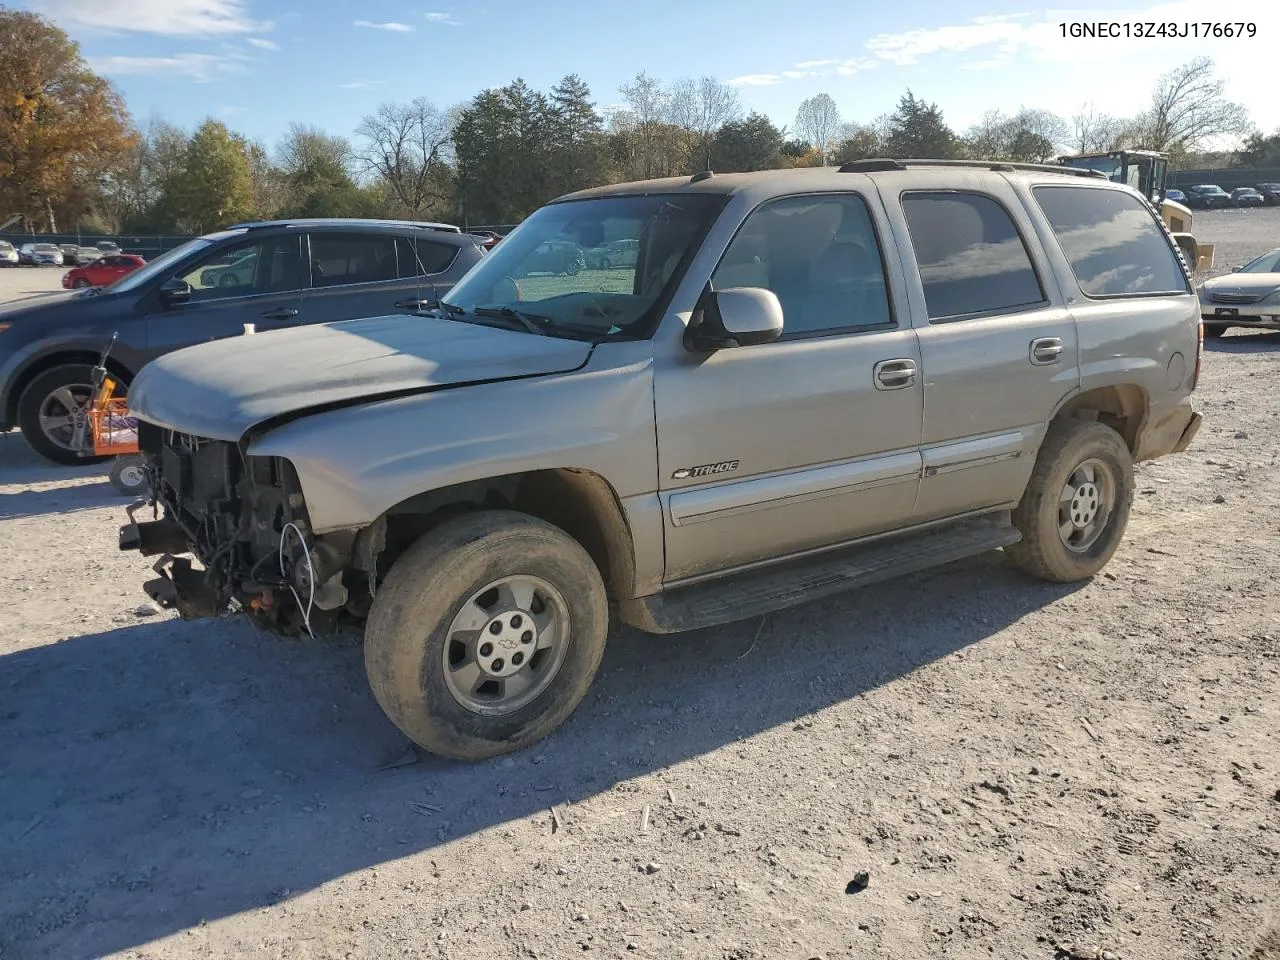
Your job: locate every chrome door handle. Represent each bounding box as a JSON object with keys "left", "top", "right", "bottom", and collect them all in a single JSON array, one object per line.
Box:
[
  {"left": 1030, "top": 337, "right": 1064, "bottom": 365},
  {"left": 873, "top": 358, "right": 917, "bottom": 390}
]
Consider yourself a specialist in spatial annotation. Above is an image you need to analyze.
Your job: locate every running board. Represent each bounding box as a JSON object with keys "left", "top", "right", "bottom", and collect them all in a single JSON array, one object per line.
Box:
[{"left": 620, "top": 512, "right": 1021, "bottom": 635}]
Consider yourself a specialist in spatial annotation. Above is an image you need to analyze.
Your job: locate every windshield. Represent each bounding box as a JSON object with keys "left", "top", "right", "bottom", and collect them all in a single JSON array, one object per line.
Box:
[
  {"left": 442, "top": 193, "right": 728, "bottom": 340},
  {"left": 105, "top": 237, "right": 217, "bottom": 294},
  {"left": 1239, "top": 250, "right": 1280, "bottom": 274},
  {"left": 34, "top": 244, "right": 57, "bottom": 252}
]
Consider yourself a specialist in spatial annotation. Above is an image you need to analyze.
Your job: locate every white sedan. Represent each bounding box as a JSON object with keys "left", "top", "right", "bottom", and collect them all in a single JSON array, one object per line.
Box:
[{"left": 1199, "top": 248, "right": 1280, "bottom": 337}]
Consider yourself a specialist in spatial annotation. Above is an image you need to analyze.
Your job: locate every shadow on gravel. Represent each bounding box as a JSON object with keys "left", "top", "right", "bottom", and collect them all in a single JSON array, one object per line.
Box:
[
  {"left": 0, "top": 552, "right": 1082, "bottom": 958},
  {"left": 0, "top": 430, "right": 123, "bottom": 518}
]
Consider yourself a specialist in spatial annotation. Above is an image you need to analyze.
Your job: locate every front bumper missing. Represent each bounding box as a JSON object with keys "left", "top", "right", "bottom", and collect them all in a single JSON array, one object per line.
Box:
[{"left": 120, "top": 501, "right": 219, "bottom": 619}]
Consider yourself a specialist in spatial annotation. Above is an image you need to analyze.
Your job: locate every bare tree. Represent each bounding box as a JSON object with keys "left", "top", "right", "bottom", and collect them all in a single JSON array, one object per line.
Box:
[
  {"left": 794, "top": 93, "right": 842, "bottom": 165},
  {"left": 619, "top": 70, "right": 671, "bottom": 179},
  {"left": 355, "top": 97, "right": 454, "bottom": 216},
  {"left": 1133, "top": 57, "right": 1249, "bottom": 152},
  {"left": 668, "top": 75, "right": 742, "bottom": 170},
  {"left": 1070, "top": 102, "right": 1125, "bottom": 153}
]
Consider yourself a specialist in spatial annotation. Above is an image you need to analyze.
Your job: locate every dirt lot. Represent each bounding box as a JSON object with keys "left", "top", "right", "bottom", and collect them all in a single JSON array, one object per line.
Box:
[{"left": 2, "top": 213, "right": 1279, "bottom": 960}]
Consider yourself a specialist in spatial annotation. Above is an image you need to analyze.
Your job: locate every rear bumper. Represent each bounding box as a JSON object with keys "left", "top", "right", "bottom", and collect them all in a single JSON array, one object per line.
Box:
[
  {"left": 1134, "top": 401, "right": 1201, "bottom": 461},
  {"left": 1202, "top": 309, "right": 1280, "bottom": 328}
]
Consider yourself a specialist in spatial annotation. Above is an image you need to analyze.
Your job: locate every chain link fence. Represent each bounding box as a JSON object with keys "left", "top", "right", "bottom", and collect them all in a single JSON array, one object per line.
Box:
[{"left": 0, "top": 232, "right": 195, "bottom": 259}]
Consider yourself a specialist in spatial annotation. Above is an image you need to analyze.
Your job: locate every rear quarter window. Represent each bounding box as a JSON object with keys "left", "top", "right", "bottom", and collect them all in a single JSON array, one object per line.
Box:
[{"left": 1033, "top": 185, "right": 1189, "bottom": 298}]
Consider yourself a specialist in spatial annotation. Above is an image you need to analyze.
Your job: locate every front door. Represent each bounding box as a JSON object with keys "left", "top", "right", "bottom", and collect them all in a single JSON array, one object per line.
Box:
[
  {"left": 144, "top": 234, "right": 307, "bottom": 360},
  {"left": 654, "top": 190, "right": 925, "bottom": 582},
  {"left": 887, "top": 180, "right": 1080, "bottom": 522}
]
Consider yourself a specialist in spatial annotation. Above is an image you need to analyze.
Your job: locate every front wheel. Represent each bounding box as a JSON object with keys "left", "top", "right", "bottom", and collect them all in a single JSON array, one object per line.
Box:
[
  {"left": 16, "top": 363, "right": 111, "bottom": 465},
  {"left": 1005, "top": 419, "right": 1134, "bottom": 583},
  {"left": 1203, "top": 323, "right": 1227, "bottom": 339},
  {"left": 364, "top": 510, "right": 609, "bottom": 761}
]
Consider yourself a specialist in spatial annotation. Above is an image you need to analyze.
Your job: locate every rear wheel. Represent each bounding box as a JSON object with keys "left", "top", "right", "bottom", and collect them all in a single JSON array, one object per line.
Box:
[
  {"left": 1006, "top": 419, "right": 1134, "bottom": 583},
  {"left": 16, "top": 364, "right": 111, "bottom": 466},
  {"left": 364, "top": 510, "right": 609, "bottom": 761},
  {"left": 564, "top": 259, "right": 581, "bottom": 276},
  {"left": 73, "top": 278, "right": 92, "bottom": 288}
]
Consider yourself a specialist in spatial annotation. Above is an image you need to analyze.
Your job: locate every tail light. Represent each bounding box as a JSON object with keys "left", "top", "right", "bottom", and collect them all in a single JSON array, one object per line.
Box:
[{"left": 1192, "top": 320, "right": 1203, "bottom": 390}]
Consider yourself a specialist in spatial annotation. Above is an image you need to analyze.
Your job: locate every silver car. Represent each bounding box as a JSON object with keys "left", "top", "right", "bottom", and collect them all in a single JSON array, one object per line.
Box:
[
  {"left": 28, "top": 243, "right": 64, "bottom": 266},
  {"left": 122, "top": 161, "right": 1203, "bottom": 761},
  {"left": 1199, "top": 248, "right": 1280, "bottom": 337},
  {"left": 0, "top": 241, "right": 17, "bottom": 266}
]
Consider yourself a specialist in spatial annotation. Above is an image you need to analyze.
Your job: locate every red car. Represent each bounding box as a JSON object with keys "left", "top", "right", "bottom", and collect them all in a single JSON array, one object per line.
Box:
[{"left": 62, "top": 254, "right": 146, "bottom": 289}]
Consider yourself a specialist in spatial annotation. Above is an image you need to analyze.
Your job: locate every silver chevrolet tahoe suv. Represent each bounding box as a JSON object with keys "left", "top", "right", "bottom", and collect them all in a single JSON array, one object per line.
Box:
[{"left": 120, "top": 159, "right": 1203, "bottom": 760}]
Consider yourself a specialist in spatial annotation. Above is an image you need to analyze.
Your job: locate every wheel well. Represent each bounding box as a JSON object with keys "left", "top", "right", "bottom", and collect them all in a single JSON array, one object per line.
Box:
[
  {"left": 375, "top": 468, "right": 638, "bottom": 600},
  {"left": 6, "top": 352, "right": 133, "bottom": 425},
  {"left": 1053, "top": 385, "right": 1147, "bottom": 453}
]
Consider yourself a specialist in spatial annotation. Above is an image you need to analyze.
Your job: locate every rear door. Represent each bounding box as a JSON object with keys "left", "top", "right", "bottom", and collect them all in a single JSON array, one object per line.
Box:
[
  {"left": 404, "top": 235, "right": 469, "bottom": 305},
  {"left": 143, "top": 234, "right": 307, "bottom": 360},
  {"left": 882, "top": 174, "right": 1080, "bottom": 523},
  {"left": 300, "top": 231, "right": 421, "bottom": 323}
]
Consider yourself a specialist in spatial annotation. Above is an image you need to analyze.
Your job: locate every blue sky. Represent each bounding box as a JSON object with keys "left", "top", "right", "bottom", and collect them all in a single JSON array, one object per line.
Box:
[{"left": 20, "top": 0, "right": 1280, "bottom": 149}]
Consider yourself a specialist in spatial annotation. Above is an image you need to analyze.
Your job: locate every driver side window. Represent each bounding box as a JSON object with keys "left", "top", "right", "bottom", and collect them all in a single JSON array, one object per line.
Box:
[
  {"left": 178, "top": 236, "right": 304, "bottom": 301},
  {"left": 711, "top": 193, "right": 894, "bottom": 336}
]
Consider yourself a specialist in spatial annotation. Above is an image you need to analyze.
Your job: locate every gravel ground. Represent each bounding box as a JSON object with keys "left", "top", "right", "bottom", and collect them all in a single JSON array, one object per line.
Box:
[
  {"left": 1, "top": 215, "right": 1279, "bottom": 960},
  {"left": 0, "top": 264, "right": 67, "bottom": 301}
]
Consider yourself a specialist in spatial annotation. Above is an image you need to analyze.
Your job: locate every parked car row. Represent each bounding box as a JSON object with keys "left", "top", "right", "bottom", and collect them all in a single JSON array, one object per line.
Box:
[
  {"left": 3, "top": 239, "right": 124, "bottom": 266},
  {"left": 1171, "top": 183, "right": 1280, "bottom": 208}
]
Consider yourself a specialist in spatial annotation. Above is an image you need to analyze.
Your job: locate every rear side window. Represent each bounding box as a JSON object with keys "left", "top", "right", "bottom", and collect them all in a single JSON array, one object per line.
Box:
[
  {"left": 1033, "top": 186, "right": 1189, "bottom": 297},
  {"left": 901, "top": 192, "right": 1045, "bottom": 320},
  {"left": 395, "top": 237, "right": 460, "bottom": 278}
]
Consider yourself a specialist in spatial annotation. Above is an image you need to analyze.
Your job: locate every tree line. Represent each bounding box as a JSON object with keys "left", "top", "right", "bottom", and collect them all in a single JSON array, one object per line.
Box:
[{"left": 2, "top": 6, "right": 1273, "bottom": 237}]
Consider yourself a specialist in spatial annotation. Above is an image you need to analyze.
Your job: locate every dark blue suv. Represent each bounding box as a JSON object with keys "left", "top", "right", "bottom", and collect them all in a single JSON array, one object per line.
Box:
[{"left": 0, "top": 218, "right": 486, "bottom": 463}]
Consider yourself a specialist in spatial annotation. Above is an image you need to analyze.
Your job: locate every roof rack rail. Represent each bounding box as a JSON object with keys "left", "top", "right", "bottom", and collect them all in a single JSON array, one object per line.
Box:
[
  {"left": 225, "top": 217, "right": 463, "bottom": 233},
  {"left": 837, "top": 158, "right": 905, "bottom": 173},
  {"left": 836, "top": 158, "right": 1108, "bottom": 180}
]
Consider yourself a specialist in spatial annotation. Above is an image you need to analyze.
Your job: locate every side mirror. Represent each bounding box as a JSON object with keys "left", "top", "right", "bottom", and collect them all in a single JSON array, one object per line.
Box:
[
  {"left": 1230, "top": 265, "right": 1242, "bottom": 273},
  {"left": 685, "top": 287, "right": 784, "bottom": 352},
  {"left": 159, "top": 278, "right": 191, "bottom": 306}
]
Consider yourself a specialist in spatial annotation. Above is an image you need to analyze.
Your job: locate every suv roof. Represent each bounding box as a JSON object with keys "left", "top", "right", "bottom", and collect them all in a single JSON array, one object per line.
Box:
[
  {"left": 225, "top": 217, "right": 463, "bottom": 234},
  {"left": 556, "top": 158, "right": 1110, "bottom": 203}
]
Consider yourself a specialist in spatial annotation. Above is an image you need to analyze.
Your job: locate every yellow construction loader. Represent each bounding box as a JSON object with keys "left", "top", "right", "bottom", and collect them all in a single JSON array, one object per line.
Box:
[{"left": 1058, "top": 149, "right": 1212, "bottom": 272}]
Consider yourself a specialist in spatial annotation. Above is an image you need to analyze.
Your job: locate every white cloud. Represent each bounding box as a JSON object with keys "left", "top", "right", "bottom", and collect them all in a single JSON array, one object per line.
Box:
[
  {"left": 34, "top": 0, "right": 271, "bottom": 36},
  {"left": 424, "top": 12, "right": 461, "bottom": 25},
  {"left": 337, "top": 79, "right": 383, "bottom": 90},
  {"left": 88, "top": 53, "right": 247, "bottom": 82},
  {"left": 736, "top": 1, "right": 1277, "bottom": 85},
  {"left": 246, "top": 37, "right": 279, "bottom": 50},
  {"left": 354, "top": 20, "right": 414, "bottom": 32},
  {"left": 729, "top": 73, "right": 784, "bottom": 87}
]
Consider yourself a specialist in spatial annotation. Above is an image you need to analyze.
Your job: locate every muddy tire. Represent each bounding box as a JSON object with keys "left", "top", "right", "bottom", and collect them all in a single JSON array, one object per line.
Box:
[
  {"left": 16, "top": 363, "right": 110, "bottom": 466},
  {"left": 364, "top": 510, "right": 608, "bottom": 761},
  {"left": 1005, "top": 419, "right": 1134, "bottom": 583}
]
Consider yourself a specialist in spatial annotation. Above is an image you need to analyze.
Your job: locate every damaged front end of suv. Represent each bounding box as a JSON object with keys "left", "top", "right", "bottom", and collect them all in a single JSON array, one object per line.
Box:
[{"left": 121, "top": 421, "right": 381, "bottom": 635}]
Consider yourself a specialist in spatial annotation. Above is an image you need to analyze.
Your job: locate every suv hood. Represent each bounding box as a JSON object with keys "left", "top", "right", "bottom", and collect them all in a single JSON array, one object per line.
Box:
[{"left": 127, "top": 313, "right": 593, "bottom": 441}]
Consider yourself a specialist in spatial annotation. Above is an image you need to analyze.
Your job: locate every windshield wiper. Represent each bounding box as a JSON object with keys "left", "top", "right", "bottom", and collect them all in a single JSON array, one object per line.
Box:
[{"left": 470, "top": 305, "right": 555, "bottom": 337}]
